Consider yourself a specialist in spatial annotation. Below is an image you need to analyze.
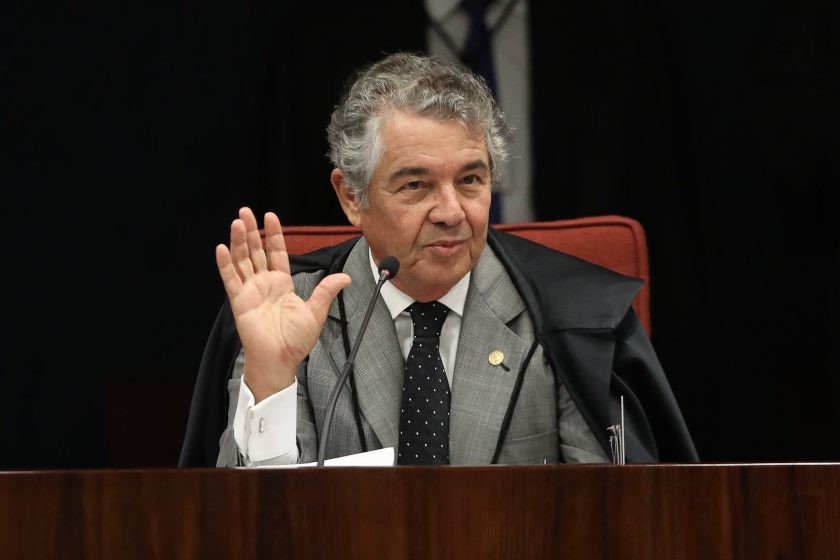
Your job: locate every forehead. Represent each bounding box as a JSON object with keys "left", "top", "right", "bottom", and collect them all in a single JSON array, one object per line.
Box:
[{"left": 374, "top": 111, "right": 488, "bottom": 170}]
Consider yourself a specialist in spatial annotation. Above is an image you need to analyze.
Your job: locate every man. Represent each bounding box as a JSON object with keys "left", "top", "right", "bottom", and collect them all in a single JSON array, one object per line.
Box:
[{"left": 179, "top": 52, "right": 697, "bottom": 467}]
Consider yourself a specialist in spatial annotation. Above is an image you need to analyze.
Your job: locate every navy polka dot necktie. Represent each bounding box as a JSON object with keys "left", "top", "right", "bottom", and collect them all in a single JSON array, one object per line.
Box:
[{"left": 398, "top": 301, "right": 451, "bottom": 465}]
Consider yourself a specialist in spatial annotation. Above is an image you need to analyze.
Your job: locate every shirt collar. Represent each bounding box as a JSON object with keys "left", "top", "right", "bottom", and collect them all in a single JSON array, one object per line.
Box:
[{"left": 368, "top": 248, "right": 470, "bottom": 320}]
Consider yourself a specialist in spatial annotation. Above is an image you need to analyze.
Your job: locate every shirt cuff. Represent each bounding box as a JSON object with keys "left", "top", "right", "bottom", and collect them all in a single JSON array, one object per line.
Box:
[{"left": 233, "top": 379, "right": 298, "bottom": 464}]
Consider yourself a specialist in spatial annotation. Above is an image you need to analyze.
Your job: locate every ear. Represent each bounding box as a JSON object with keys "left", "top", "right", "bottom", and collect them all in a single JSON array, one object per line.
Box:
[{"left": 331, "top": 168, "right": 363, "bottom": 227}]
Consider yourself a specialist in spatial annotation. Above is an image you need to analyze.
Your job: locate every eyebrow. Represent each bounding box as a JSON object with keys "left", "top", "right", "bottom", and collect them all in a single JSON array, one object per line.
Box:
[
  {"left": 461, "top": 159, "right": 489, "bottom": 173},
  {"left": 388, "top": 160, "right": 489, "bottom": 182},
  {"left": 389, "top": 166, "right": 430, "bottom": 181}
]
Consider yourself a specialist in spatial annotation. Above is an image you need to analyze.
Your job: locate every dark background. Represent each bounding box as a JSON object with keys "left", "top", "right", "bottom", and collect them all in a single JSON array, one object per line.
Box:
[{"left": 2, "top": 1, "right": 837, "bottom": 469}]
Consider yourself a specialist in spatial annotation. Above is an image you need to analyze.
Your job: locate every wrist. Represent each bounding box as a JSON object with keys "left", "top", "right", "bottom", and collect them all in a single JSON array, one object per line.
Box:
[{"left": 243, "top": 362, "right": 297, "bottom": 404}]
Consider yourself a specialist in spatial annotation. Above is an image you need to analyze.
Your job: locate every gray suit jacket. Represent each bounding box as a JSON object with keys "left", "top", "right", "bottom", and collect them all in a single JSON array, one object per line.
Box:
[{"left": 217, "top": 238, "right": 608, "bottom": 466}]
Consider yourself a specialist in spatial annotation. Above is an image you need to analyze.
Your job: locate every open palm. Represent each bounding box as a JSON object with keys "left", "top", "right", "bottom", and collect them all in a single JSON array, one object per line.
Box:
[{"left": 216, "top": 208, "right": 351, "bottom": 400}]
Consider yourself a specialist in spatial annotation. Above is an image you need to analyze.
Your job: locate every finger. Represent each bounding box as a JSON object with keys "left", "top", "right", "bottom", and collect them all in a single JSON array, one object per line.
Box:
[
  {"left": 215, "top": 244, "right": 243, "bottom": 299},
  {"left": 239, "top": 207, "right": 268, "bottom": 273},
  {"left": 230, "top": 219, "right": 255, "bottom": 279},
  {"left": 305, "top": 273, "right": 352, "bottom": 324},
  {"left": 264, "top": 212, "right": 290, "bottom": 273}
]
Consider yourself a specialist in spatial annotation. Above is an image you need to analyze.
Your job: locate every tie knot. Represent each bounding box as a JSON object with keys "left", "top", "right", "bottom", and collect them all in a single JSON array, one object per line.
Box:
[{"left": 408, "top": 301, "right": 449, "bottom": 338}]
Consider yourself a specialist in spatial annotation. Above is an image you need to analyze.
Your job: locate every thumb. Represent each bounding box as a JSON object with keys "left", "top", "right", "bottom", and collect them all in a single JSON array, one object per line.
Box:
[{"left": 306, "top": 273, "right": 352, "bottom": 323}]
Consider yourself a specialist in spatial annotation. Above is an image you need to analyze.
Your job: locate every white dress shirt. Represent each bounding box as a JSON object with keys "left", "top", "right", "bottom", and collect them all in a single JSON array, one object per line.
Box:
[{"left": 233, "top": 250, "right": 470, "bottom": 465}]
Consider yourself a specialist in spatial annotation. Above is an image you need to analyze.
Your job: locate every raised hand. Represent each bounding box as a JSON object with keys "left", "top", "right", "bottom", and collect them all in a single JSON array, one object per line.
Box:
[{"left": 215, "top": 207, "right": 351, "bottom": 402}]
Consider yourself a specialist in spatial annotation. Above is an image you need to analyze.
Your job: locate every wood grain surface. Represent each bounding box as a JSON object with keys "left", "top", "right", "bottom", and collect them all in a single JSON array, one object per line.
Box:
[{"left": 1, "top": 464, "right": 838, "bottom": 559}]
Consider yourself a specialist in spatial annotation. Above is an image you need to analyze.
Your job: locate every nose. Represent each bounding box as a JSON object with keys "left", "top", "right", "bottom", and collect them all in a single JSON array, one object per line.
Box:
[{"left": 428, "top": 184, "right": 466, "bottom": 226}]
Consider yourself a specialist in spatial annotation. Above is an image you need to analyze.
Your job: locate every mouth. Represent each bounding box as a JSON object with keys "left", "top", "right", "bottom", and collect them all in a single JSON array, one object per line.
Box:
[{"left": 425, "top": 239, "right": 466, "bottom": 257}]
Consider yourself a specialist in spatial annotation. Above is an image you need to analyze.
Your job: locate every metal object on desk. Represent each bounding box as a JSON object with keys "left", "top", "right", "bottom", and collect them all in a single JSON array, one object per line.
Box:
[{"left": 608, "top": 396, "right": 626, "bottom": 465}]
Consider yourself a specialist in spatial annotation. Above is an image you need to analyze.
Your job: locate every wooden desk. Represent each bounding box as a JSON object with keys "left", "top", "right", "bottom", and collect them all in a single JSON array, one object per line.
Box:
[{"left": 1, "top": 464, "right": 839, "bottom": 559}]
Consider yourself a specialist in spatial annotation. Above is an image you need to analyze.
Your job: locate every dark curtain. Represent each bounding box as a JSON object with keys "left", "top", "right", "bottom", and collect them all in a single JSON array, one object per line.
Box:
[
  {"left": 2, "top": 0, "right": 837, "bottom": 468},
  {"left": 531, "top": 0, "right": 839, "bottom": 460}
]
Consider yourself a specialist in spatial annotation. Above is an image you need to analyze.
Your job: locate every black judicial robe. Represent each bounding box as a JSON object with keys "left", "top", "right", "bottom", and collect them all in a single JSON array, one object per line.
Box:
[{"left": 179, "top": 229, "right": 698, "bottom": 467}]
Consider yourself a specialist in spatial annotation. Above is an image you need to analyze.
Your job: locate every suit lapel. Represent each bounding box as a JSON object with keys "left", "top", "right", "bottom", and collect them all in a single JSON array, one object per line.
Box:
[
  {"left": 323, "top": 241, "right": 532, "bottom": 462},
  {"left": 327, "top": 239, "right": 403, "bottom": 450},
  {"left": 449, "top": 246, "right": 532, "bottom": 464}
]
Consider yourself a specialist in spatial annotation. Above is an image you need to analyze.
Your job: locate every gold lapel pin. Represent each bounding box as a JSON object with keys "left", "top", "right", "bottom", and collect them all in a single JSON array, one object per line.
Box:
[{"left": 488, "top": 350, "right": 505, "bottom": 366}]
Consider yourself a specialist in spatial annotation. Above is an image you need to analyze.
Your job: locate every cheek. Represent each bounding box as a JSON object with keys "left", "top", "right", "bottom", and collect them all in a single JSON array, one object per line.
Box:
[
  {"left": 466, "top": 202, "right": 490, "bottom": 232},
  {"left": 403, "top": 210, "right": 433, "bottom": 238},
  {"left": 368, "top": 210, "right": 424, "bottom": 252}
]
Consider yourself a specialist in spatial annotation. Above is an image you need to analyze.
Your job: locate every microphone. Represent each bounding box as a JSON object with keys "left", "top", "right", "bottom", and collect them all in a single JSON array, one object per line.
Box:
[
  {"left": 378, "top": 255, "right": 399, "bottom": 282},
  {"left": 316, "top": 256, "right": 399, "bottom": 466}
]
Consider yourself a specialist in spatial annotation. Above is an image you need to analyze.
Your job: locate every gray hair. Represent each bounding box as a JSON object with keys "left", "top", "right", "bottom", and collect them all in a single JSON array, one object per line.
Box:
[{"left": 326, "top": 52, "right": 513, "bottom": 208}]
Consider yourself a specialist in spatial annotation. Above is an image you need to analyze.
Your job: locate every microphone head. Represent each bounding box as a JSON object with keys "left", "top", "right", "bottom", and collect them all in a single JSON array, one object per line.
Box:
[{"left": 379, "top": 256, "right": 400, "bottom": 280}]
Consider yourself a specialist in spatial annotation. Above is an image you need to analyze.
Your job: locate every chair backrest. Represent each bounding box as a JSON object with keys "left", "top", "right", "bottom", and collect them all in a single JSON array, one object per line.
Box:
[{"left": 281, "top": 215, "right": 651, "bottom": 334}]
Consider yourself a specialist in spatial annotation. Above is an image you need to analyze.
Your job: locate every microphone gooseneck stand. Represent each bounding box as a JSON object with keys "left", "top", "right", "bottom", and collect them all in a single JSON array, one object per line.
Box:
[{"left": 316, "top": 257, "right": 399, "bottom": 466}]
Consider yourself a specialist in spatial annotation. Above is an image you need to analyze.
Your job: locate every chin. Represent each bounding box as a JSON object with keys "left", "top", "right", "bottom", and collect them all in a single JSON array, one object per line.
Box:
[{"left": 429, "top": 269, "right": 468, "bottom": 292}]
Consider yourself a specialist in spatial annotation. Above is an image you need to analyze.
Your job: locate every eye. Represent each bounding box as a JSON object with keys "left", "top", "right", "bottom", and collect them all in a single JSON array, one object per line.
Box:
[
  {"left": 403, "top": 180, "right": 423, "bottom": 191},
  {"left": 462, "top": 174, "right": 482, "bottom": 185}
]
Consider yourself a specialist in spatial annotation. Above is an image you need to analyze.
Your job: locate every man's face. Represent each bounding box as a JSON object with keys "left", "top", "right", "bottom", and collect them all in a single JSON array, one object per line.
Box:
[{"left": 333, "top": 110, "right": 491, "bottom": 302}]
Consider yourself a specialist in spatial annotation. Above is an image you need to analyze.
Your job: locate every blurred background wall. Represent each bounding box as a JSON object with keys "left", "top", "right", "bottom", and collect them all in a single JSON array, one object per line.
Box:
[{"left": 2, "top": 0, "right": 837, "bottom": 468}]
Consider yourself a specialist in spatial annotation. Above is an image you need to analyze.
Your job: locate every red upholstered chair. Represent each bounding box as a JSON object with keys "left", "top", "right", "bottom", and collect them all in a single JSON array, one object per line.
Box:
[{"left": 281, "top": 216, "right": 651, "bottom": 334}]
